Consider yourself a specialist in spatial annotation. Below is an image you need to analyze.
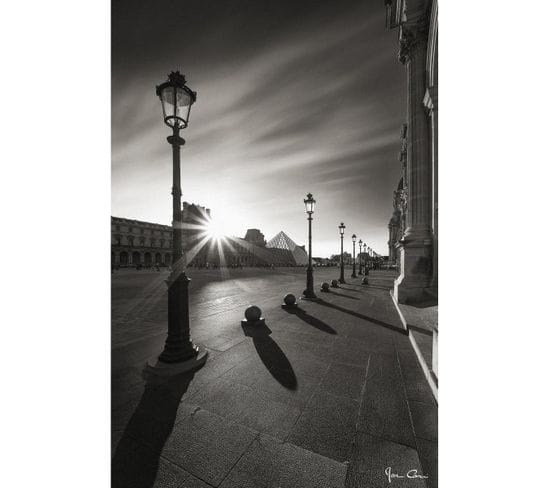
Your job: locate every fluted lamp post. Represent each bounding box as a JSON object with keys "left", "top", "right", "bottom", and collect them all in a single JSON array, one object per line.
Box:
[
  {"left": 302, "top": 193, "right": 317, "bottom": 299},
  {"left": 338, "top": 222, "right": 346, "bottom": 283},
  {"left": 147, "top": 71, "right": 207, "bottom": 374},
  {"left": 358, "top": 239, "right": 363, "bottom": 275},
  {"left": 351, "top": 234, "right": 357, "bottom": 278},
  {"left": 364, "top": 243, "right": 369, "bottom": 275}
]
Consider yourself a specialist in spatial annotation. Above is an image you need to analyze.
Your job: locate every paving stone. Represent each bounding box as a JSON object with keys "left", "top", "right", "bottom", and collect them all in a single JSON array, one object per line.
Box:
[
  {"left": 415, "top": 438, "right": 438, "bottom": 488},
  {"left": 112, "top": 435, "right": 191, "bottom": 488},
  {"left": 288, "top": 390, "right": 359, "bottom": 462},
  {"left": 161, "top": 408, "right": 257, "bottom": 486},
  {"left": 112, "top": 268, "right": 437, "bottom": 487},
  {"left": 346, "top": 433, "right": 428, "bottom": 488},
  {"left": 219, "top": 355, "right": 321, "bottom": 408},
  {"left": 120, "top": 385, "right": 200, "bottom": 453},
  {"left": 189, "top": 378, "right": 302, "bottom": 440},
  {"left": 180, "top": 475, "right": 214, "bottom": 488},
  {"left": 318, "top": 362, "right": 367, "bottom": 401},
  {"left": 397, "top": 350, "right": 436, "bottom": 406},
  {"left": 409, "top": 400, "right": 438, "bottom": 442},
  {"left": 357, "top": 353, "right": 416, "bottom": 448},
  {"left": 220, "top": 433, "right": 347, "bottom": 488}
]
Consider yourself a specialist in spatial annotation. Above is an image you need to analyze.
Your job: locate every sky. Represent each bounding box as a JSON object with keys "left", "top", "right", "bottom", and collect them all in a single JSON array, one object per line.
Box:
[{"left": 112, "top": 0, "right": 406, "bottom": 258}]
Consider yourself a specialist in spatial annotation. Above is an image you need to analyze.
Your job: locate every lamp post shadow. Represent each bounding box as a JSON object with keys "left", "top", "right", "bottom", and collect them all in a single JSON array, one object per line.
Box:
[
  {"left": 282, "top": 307, "right": 337, "bottom": 335},
  {"left": 112, "top": 373, "right": 194, "bottom": 488},
  {"left": 241, "top": 322, "right": 297, "bottom": 390}
]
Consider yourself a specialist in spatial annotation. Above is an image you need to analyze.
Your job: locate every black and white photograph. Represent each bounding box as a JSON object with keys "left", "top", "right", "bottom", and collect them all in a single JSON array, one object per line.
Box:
[
  {"left": 111, "top": 1, "right": 438, "bottom": 487},
  {"left": 8, "top": 1, "right": 550, "bottom": 488}
]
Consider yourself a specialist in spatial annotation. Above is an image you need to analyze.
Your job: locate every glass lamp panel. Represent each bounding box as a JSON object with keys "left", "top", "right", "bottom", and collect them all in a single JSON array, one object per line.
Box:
[
  {"left": 175, "top": 87, "right": 192, "bottom": 125},
  {"left": 160, "top": 86, "right": 177, "bottom": 126}
]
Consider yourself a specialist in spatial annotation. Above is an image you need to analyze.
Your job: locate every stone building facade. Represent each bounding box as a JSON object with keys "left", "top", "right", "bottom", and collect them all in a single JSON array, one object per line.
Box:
[
  {"left": 111, "top": 217, "right": 173, "bottom": 267},
  {"left": 112, "top": 211, "right": 308, "bottom": 268},
  {"left": 385, "top": 0, "right": 438, "bottom": 303},
  {"left": 181, "top": 202, "right": 211, "bottom": 267},
  {"left": 243, "top": 229, "right": 267, "bottom": 247}
]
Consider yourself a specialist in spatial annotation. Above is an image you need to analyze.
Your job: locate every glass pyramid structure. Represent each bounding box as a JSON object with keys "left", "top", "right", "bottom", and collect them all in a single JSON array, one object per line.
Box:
[{"left": 266, "top": 231, "right": 309, "bottom": 266}]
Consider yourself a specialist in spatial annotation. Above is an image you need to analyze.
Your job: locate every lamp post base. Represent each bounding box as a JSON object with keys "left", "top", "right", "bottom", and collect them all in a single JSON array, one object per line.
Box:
[
  {"left": 302, "top": 288, "right": 317, "bottom": 300},
  {"left": 144, "top": 346, "right": 208, "bottom": 379}
]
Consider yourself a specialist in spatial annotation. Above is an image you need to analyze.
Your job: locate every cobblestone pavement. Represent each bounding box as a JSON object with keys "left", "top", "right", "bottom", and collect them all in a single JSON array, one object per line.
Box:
[{"left": 112, "top": 267, "right": 437, "bottom": 488}]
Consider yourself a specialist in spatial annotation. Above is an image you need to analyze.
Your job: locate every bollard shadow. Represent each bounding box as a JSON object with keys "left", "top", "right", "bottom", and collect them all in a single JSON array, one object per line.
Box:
[
  {"left": 316, "top": 298, "right": 407, "bottom": 335},
  {"left": 327, "top": 290, "right": 360, "bottom": 300},
  {"left": 282, "top": 307, "right": 337, "bottom": 335},
  {"left": 241, "top": 322, "right": 297, "bottom": 390},
  {"left": 112, "top": 372, "right": 194, "bottom": 488}
]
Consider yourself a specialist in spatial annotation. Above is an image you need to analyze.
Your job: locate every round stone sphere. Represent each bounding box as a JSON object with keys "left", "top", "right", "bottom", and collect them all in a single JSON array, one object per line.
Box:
[
  {"left": 283, "top": 293, "right": 296, "bottom": 306},
  {"left": 244, "top": 305, "right": 262, "bottom": 322},
  {"left": 331, "top": 279, "right": 339, "bottom": 287},
  {"left": 321, "top": 282, "right": 330, "bottom": 291}
]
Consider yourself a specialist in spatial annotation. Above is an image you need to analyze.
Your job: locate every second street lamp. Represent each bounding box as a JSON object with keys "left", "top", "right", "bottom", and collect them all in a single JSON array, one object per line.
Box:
[
  {"left": 303, "top": 193, "right": 317, "bottom": 299},
  {"left": 358, "top": 239, "right": 363, "bottom": 275},
  {"left": 147, "top": 71, "right": 207, "bottom": 374},
  {"left": 338, "top": 222, "right": 346, "bottom": 283},
  {"left": 351, "top": 234, "right": 357, "bottom": 278}
]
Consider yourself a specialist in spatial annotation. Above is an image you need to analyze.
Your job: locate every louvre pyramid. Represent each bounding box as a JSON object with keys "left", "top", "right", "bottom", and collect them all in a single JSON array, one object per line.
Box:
[{"left": 266, "top": 231, "right": 308, "bottom": 265}]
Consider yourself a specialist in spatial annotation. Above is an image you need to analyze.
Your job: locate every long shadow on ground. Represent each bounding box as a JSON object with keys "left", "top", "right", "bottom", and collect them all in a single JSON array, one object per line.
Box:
[
  {"left": 282, "top": 307, "right": 337, "bottom": 335},
  {"left": 316, "top": 298, "right": 407, "bottom": 335},
  {"left": 326, "top": 290, "right": 360, "bottom": 300},
  {"left": 112, "top": 373, "right": 194, "bottom": 488},
  {"left": 337, "top": 286, "right": 363, "bottom": 293},
  {"left": 241, "top": 322, "right": 297, "bottom": 390}
]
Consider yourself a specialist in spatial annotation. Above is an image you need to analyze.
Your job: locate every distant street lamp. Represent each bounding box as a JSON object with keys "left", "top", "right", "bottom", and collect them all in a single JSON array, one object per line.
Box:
[
  {"left": 358, "top": 239, "right": 363, "bottom": 275},
  {"left": 151, "top": 71, "right": 206, "bottom": 371},
  {"left": 351, "top": 234, "right": 357, "bottom": 278},
  {"left": 338, "top": 222, "right": 346, "bottom": 283},
  {"left": 303, "top": 193, "right": 317, "bottom": 299}
]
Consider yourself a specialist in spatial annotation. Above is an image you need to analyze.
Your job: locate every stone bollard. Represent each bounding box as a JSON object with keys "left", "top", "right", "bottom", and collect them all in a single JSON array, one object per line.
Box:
[
  {"left": 282, "top": 293, "right": 298, "bottom": 309},
  {"left": 321, "top": 282, "right": 330, "bottom": 292},
  {"left": 241, "top": 305, "right": 265, "bottom": 326},
  {"left": 330, "top": 279, "right": 339, "bottom": 288},
  {"left": 362, "top": 277, "right": 368, "bottom": 285}
]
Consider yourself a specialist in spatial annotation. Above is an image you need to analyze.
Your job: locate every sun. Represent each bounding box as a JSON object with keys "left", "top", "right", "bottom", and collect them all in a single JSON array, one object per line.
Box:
[{"left": 204, "top": 217, "right": 228, "bottom": 242}]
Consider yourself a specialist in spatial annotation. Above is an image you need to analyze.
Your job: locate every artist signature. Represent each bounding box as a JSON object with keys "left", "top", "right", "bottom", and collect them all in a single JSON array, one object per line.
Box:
[{"left": 385, "top": 467, "right": 429, "bottom": 483}]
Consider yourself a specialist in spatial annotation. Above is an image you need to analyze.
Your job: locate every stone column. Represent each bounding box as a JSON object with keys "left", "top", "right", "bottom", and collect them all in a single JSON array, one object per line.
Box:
[
  {"left": 394, "top": 22, "right": 434, "bottom": 303},
  {"left": 424, "top": 85, "right": 438, "bottom": 292}
]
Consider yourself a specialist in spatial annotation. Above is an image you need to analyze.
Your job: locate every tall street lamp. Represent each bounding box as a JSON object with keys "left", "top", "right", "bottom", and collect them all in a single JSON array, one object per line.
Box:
[
  {"left": 358, "top": 239, "right": 363, "bottom": 275},
  {"left": 303, "top": 193, "right": 317, "bottom": 299},
  {"left": 338, "top": 222, "right": 346, "bottom": 283},
  {"left": 149, "top": 71, "right": 207, "bottom": 372},
  {"left": 364, "top": 243, "right": 369, "bottom": 275},
  {"left": 351, "top": 234, "right": 357, "bottom": 278}
]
